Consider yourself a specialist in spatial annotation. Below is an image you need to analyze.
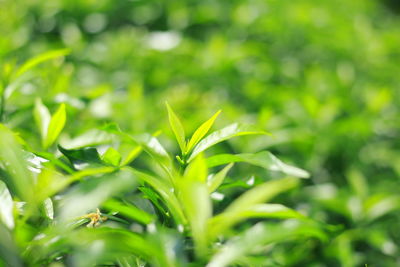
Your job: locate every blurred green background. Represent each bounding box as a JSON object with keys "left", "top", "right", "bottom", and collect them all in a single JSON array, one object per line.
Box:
[{"left": 1, "top": 0, "right": 400, "bottom": 266}]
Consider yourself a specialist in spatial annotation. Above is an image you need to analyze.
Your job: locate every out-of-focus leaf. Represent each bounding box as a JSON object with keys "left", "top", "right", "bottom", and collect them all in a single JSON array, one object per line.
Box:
[
  {"left": 223, "top": 177, "right": 299, "bottom": 214},
  {"left": 33, "top": 98, "right": 50, "bottom": 142},
  {"left": 121, "top": 146, "right": 142, "bottom": 166},
  {"left": 42, "top": 198, "right": 54, "bottom": 220},
  {"left": 177, "top": 178, "right": 211, "bottom": 257},
  {"left": 102, "top": 147, "right": 121, "bottom": 166},
  {"left": 188, "top": 123, "right": 267, "bottom": 162},
  {"left": 364, "top": 195, "right": 400, "bottom": 222},
  {"left": 166, "top": 102, "right": 186, "bottom": 152},
  {"left": 34, "top": 151, "right": 74, "bottom": 174},
  {"left": 208, "top": 163, "right": 233, "bottom": 193},
  {"left": 102, "top": 198, "right": 154, "bottom": 225},
  {"left": 61, "top": 129, "right": 114, "bottom": 149},
  {"left": 0, "top": 124, "right": 34, "bottom": 202},
  {"left": 209, "top": 204, "right": 305, "bottom": 238},
  {"left": 14, "top": 49, "right": 70, "bottom": 78},
  {"left": 58, "top": 145, "right": 102, "bottom": 169},
  {"left": 0, "top": 181, "right": 14, "bottom": 229},
  {"left": 131, "top": 168, "right": 186, "bottom": 225},
  {"left": 44, "top": 103, "right": 66, "bottom": 149},
  {"left": 58, "top": 169, "right": 136, "bottom": 220},
  {"left": 184, "top": 154, "right": 207, "bottom": 183},
  {"left": 206, "top": 151, "right": 310, "bottom": 178},
  {"left": 208, "top": 177, "right": 299, "bottom": 238},
  {"left": 186, "top": 110, "right": 221, "bottom": 154},
  {"left": 0, "top": 224, "right": 22, "bottom": 267},
  {"left": 207, "top": 221, "right": 327, "bottom": 267}
]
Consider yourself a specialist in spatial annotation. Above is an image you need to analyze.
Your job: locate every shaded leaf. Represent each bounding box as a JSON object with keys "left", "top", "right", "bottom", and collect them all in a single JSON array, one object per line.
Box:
[{"left": 102, "top": 198, "right": 154, "bottom": 225}]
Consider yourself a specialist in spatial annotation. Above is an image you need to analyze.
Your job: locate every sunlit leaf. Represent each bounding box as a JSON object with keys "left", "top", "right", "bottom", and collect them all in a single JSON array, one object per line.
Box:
[
  {"left": 0, "top": 181, "right": 14, "bottom": 229},
  {"left": 209, "top": 204, "right": 305, "bottom": 239},
  {"left": 102, "top": 147, "right": 122, "bottom": 166},
  {"left": 184, "top": 153, "right": 207, "bottom": 183},
  {"left": 14, "top": 49, "right": 70, "bottom": 79},
  {"left": 42, "top": 198, "right": 54, "bottom": 220},
  {"left": 186, "top": 110, "right": 221, "bottom": 154},
  {"left": 207, "top": 221, "right": 326, "bottom": 267},
  {"left": 33, "top": 98, "right": 50, "bottom": 142},
  {"left": 0, "top": 124, "right": 34, "bottom": 202},
  {"left": 207, "top": 151, "right": 310, "bottom": 178},
  {"left": 207, "top": 163, "right": 233, "bottom": 193},
  {"left": 166, "top": 102, "right": 186, "bottom": 152},
  {"left": 188, "top": 123, "right": 267, "bottom": 162},
  {"left": 44, "top": 103, "right": 66, "bottom": 149}
]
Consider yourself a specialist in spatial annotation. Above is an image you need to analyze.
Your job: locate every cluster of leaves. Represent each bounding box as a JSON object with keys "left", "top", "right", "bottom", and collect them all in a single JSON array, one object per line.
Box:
[
  {"left": 0, "top": 58, "right": 325, "bottom": 266},
  {"left": 1, "top": 0, "right": 400, "bottom": 266}
]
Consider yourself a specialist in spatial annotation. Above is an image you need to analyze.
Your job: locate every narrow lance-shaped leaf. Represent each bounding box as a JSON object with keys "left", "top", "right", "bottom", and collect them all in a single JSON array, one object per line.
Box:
[
  {"left": 166, "top": 102, "right": 186, "bottom": 152},
  {"left": 14, "top": 48, "right": 70, "bottom": 79},
  {"left": 33, "top": 98, "right": 50, "bottom": 142},
  {"left": 102, "top": 198, "right": 154, "bottom": 225},
  {"left": 206, "top": 151, "right": 310, "bottom": 178},
  {"left": 208, "top": 163, "right": 233, "bottom": 193},
  {"left": 188, "top": 123, "right": 268, "bottom": 162},
  {"left": 44, "top": 103, "right": 66, "bottom": 149},
  {"left": 0, "top": 181, "right": 14, "bottom": 229},
  {"left": 208, "top": 177, "right": 299, "bottom": 238},
  {"left": 207, "top": 221, "right": 327, "bottom": 267},
  {"left": 186, "top": 110, "right": 221, "bottom": 155},
  {"left": 208, "top": 203, "right": 306, "bottom": 239},
  {"left": 0, "top": 124, "right": 34, "bottom": 202}
]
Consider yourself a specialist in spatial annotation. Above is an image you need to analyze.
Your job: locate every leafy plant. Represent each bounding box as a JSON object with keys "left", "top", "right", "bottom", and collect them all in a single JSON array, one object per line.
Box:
[{"left": 0, "top": 97, "right": 325, "bottom": 266}]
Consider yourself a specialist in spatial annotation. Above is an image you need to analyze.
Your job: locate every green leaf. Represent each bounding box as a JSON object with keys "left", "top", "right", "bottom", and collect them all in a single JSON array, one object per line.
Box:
[
  {"left": 166, "top": 102, "right": 186, "bottom": 152},
  {"left": 58, "top": 145, "right": 102, "bottom": 169},
  {"left": 208, "top": 204, "right": 305, "bottom": 239},
  {"left": 0, "top": 181, "right": 14, "bottom": 229},
  {"left": 44, "top": 103, "right": 66, "bottom": 149},
  {"left": 207, "top": 221, "right": 327, "bottom": 267},
  {"left": 59, "top": 169, "right": 136, "bottom": 220},
  {"left": 184, "top": 153, "right": 207, "bottom": 183},
  {"left": 208, "top": 163, "right": 233, "bottom": 193},
  {"left": 177, "top": 178, "right": 211, "bottom": 257},
  {"left": 61, "top": 129, "right": 114, "bottom": 149},
  {"left": 102, "top": 147, "right": 122, "bottom": 166},
  {"left": 33, "top": 98, "right": 51, "bottom": 142},
  {"left": 121, "top": 146, "right": 142, "bottom": 166},
  {"left": 207, "top": 177, "right": 299, "bottom": 239},
  {"left": 0, "top": 125, "right": 34, "bottom": 202},
  {"left": 223, "top": 177, "right": 299, "bottom": 214},
  {"left": 206, "top": 151, "right": 310, "bottom": 178},
  {"left": 186, "top": 110, "right": 221, "bottom": 154},
  {"left": 102, "top": 198, "right": 154, "bottom": 225},
  {"left": 130, "top": 168, "right": 187, "bottom": 225},
  {"left": 14, "top": 49, "right": 70, "bottom": 79},
  {"left": 188, "top": 123, "right": 267, "bottom": 162},
  {"left": 42, "top": 198, "right": 54, "bottom": 220}
]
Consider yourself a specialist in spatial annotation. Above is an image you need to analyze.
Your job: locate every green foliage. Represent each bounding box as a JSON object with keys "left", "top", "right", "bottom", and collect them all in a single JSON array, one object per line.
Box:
[{"left": 1, "top": 0, "right": 400, "bottom": 265}]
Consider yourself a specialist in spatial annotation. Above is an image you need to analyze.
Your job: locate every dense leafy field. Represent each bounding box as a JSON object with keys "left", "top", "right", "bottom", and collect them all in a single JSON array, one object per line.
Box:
[{"left": 1, "top": 0, "right": 400, "bottom": 266}]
